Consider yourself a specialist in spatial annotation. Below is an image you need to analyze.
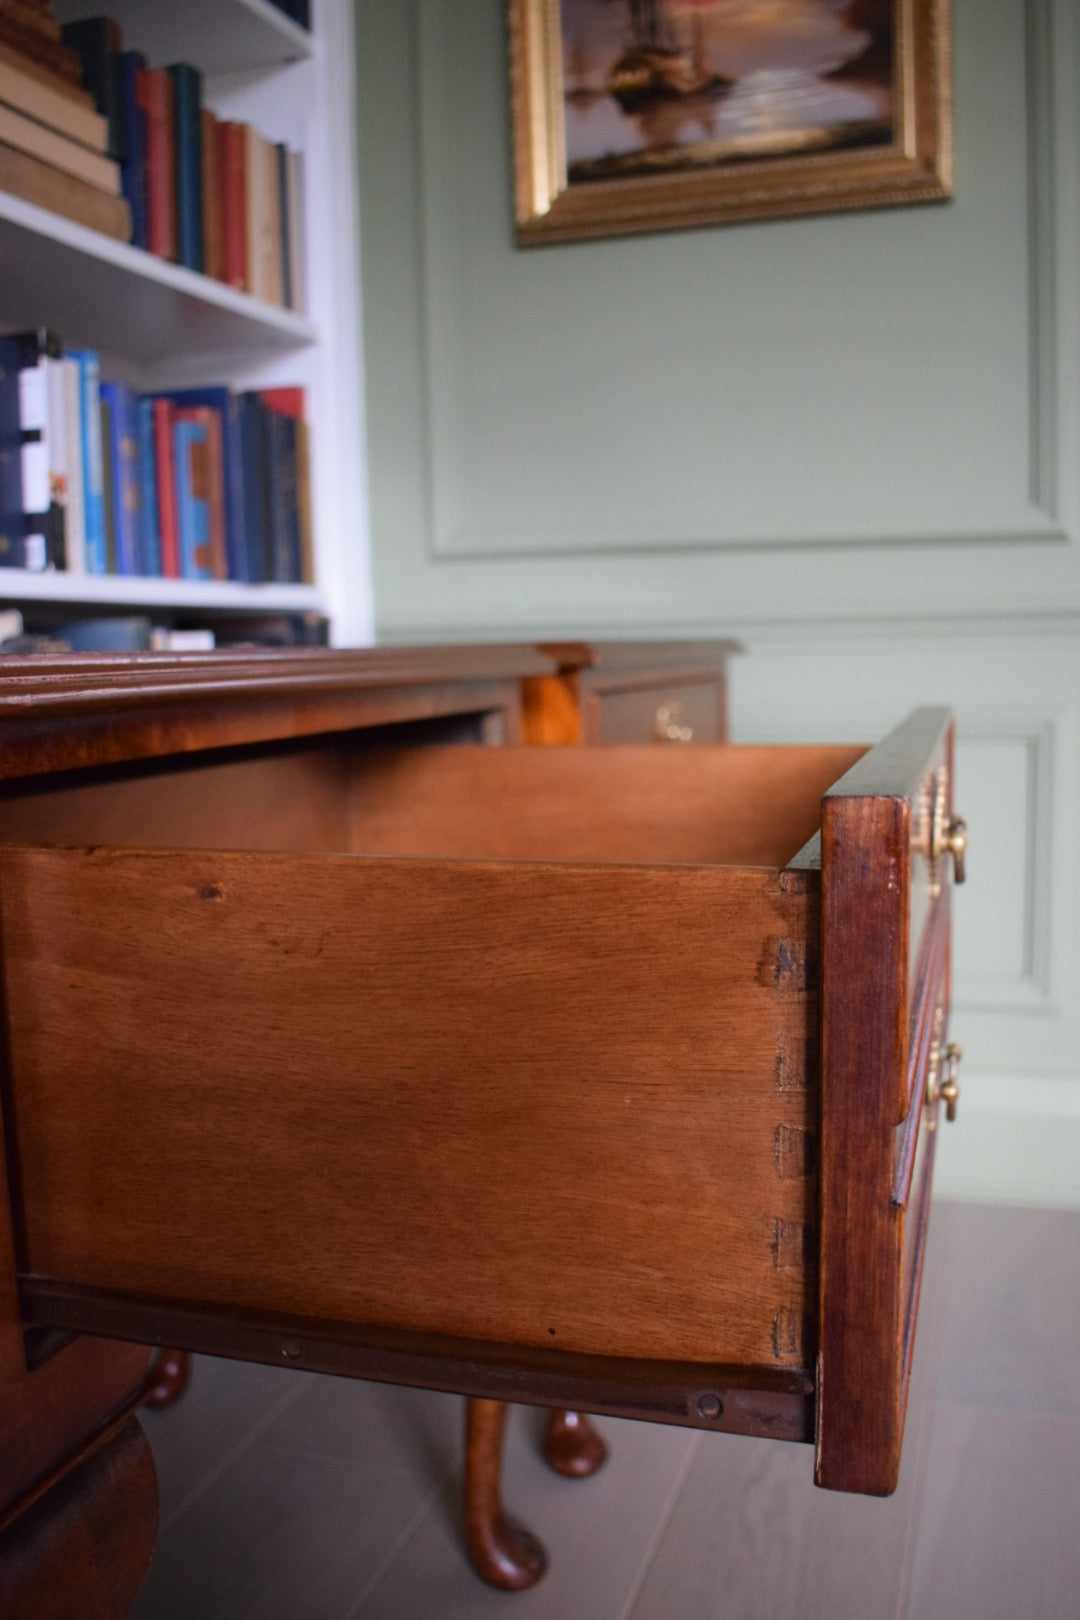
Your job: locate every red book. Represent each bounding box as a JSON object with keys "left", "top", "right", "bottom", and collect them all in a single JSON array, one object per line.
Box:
[
  {"left": 259, "top": 386, "right": 305, "bottom": 421},
  {"left": 219, "top": 121, "right": 247, "bottom": 291},
  {"left": 152, "top": 398, "right": 180, "bottom": 578},
  {"left": 139, "top": 66, "right": 176, "bottom": 262}
]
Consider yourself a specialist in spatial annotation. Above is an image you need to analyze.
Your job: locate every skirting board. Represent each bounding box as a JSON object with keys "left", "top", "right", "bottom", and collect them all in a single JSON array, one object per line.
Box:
[{"left": 933, "top": 1074, "right": 1080, "bottom": 1209}]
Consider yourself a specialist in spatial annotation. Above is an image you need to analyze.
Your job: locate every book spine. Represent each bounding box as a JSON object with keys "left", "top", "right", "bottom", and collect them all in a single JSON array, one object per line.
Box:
[
  {"left": 245, "top": 124, "right": 271, "bottom": 302},
  {"left": 117, "top": 50, "right": 148, "bottom": 249},
  {"left": 0, "top": 140, "right": 131, "bottom": 239},
  {"left": 264, "top": 134, "right": 283, "bottom": 306},
  {"left": 221, "top": 392, "right": 248, "bottom": 581},
  {"left": 0, "top": 336, "right": 24, "bottom": 568},
  {"left": 203, "top": 407, "right": 228, "bottom": 579},
  {"left": 285, "top": 147, "right": 305, "bottom": 314},
  {"left": 219, "top": 121, "right": 247, "bottom": 290},
  {"left": 60, "top": 16, "right": 122, "bottom": 156},
  {"left": 44, "top": 353, "right": 69, "bottom": 569},
  {"left": 0, "top": 57, "right": 108, "bottom": 150},
  {"left": 60, "top": 356, "right": 85, "bottom": 573},
  {"left": 98, "top": 391, "right": 116, "bottom": 573},
  {"left": 139, "top": 66, "right": 175, "bottom": 261},
  {"left": 276, "top": 142, "right": 291, "bottom": 311},
  {"left": 295, "top": 416, "right": 313, "bottom": 583},
  {"left": 71, "top": 350, "right": 106, "bottom": 574},
  {"left": 15, "top": 332, "right": 62, "bottom": 570},
  {"left": 1, "top": 15, "right": 84, "bottom": 88},
  {"left": 238, "top": 392, "right": 268, "bottom": 583},
  {"left": 100, "top": 380, "right": 139, "bottom": 575},
  {"left": 201, "top": 107, "right": 223, "bottom": 282},
  {"left": 0, "top": 102, "right": 121, "bottom": 195},
  {"left": 169, "top": 63, "right": 203, "bottom": 273},
  {"left": 173, "top": 411, "right": 213, "bottom": 580},
  {"left": 136, "top": 395, "right": 161, "bottom": 576},
  {"left": 152, "top": 397, "right": 180, "bottom": 579}
]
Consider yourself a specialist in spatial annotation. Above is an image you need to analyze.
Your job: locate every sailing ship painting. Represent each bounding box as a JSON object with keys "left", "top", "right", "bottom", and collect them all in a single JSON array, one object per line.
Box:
[{"left": 560, "top": 0, "right": 895, "bottom": 184}]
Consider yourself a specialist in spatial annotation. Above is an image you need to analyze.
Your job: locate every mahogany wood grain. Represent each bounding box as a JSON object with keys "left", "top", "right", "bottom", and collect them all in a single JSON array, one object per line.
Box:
[
  {"left": 543, "top": 1409, "right": 608, "bottom": 1478},
  {"left": 814, "top": 707, "right": 955, "bottom": 1497},
  {"left": 0, "top": 1416, "right": 157, "bottom": 1620},
  {"left": 0, "top": 648, "right": 542, "bottom": 780},
  {"left": 347, "top": 744, "right": 865, "bottom": 868},
  {"left": 3, "top": 846, "right": 817, "bottom": 1370},
  {"left": 465, "top": 1398, "right": 548, "bottom": 1589}
]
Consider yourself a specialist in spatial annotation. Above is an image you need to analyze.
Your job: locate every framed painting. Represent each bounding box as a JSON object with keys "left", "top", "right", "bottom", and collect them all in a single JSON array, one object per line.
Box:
[{"left": 510, "top": 0, "right": 952, "bottom": 244}]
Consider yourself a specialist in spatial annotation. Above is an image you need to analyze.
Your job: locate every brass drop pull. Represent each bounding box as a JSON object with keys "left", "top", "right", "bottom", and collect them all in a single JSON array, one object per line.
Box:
[
  {"left": 925, "top": 1009, "right": 962, "bottom": 1124},
  {"left": 654, "top": 702, "right": 693, "bottom": 744},
  {"left": 943, "top": 816, "right": 967, "bottom": 885},
  {"left": 914, "top": 768, "right": 968, "bottom": 897},
  {"left": 940, "top": 1043, "right": 962, "bottom": 1122}
]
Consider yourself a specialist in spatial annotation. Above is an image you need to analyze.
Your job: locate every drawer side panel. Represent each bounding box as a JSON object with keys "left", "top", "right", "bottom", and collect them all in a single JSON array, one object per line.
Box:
[{"left": 1, "top": 847, "right": 817, "bottom": 1372}]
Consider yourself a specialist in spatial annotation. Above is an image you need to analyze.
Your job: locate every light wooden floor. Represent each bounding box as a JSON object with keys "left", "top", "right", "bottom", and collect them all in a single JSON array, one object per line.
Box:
[{"left": 129, "top": 1201, "right": 1080, "bottom": 1620}]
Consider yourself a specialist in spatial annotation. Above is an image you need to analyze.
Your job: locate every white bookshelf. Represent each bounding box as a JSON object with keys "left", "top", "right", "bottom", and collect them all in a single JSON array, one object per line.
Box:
[{"left": 1, "top": 0, "right": 372, "bottom": 645}]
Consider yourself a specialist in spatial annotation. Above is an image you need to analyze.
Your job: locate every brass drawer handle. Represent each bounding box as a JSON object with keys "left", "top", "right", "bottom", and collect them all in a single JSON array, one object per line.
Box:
[
  {"left": 654, "top": 702, "right": 693, "bottom": 744},
  {"left": 914, "top": 767, "right": 968, "bottom": 896},
  {"left": 925, "top": 1006, "right": 962, "bottom": 1124}
]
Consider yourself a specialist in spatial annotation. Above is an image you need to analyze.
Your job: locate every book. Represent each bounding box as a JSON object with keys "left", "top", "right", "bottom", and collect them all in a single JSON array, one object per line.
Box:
[
  {"left": 264, "top": 133, "right": 283, "bottom": 305},
  {"left": 200, "top": 106, "right": 223, "bottom": 282},
  {"left": 59, "top": 14, "right": 122, "bottom": 156},
  {"left": 0, "top": 139, "right": 131, "bottom": 238},
  {"left": 44, "top": 350, "right": 70, "bottom": 568},
  {"left": 136, "top": 395, "right": 161, "bottom": 575},
  {"left": 69, "top": 349, "right": 107, "bottom": 573},
  {"left": 12, "top": 327, "right": 63, "bottom": 570},
  {"left": 276, "top": 142, "right": 291, "bottom": 310},
  {"left": 100, "top": 379, "right": 140, "bottom": 574},
  {"left": 138, "top": 65, "right": 174, "bottom": 260},
  {"left": 295, "top": 416, "right": 313, "bottom": 582},
  {"left": 0, "top": 54, "right": 108, "bottom": 150},
  {"left": 0, "top": 335, "right": 24, "bottom": 568},
  {"left": 0, "top": 101, "right": 121, "bottom": 192},
  {"left": 219, "top": 120, "right": 247, "bottom": 290},
  {"left": 173, "top": 409, "right": 213, "bottom": 580},
  {"left": 285, "top": 147, "right": 305, "bottom": 313},
  {"left": 0, "top": 2, "right": 62, "bottom": 45},
  {"left": 168, "top": 62, "right": 202, "bottom": 272},
  {"left": 60, "top": 355, "right": 85, "bottom": 573},
  {"left": 0, "top": 15, "right": 84, "bottom": 86},
  {"left": 151, "top": 396, "right": 180, "bottom": 578},
  {"left": 238, "top": 392, "right": 268, "bottom": 582},
  {"left": 244, "top": 123, "right": 276, "bottom": 302},
  {"left": 147, "top": 387, "right": 246, "bottom": 581},
  {"left": 98, "top": 389, "right": 115, "bottom": 572},
  {"left": 115, "top": 49, "right": 147, "bottom": 248}
]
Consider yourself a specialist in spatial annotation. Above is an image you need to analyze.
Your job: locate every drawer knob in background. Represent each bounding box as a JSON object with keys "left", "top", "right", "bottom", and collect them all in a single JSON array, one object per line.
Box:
[
  {"left": 653, "top": 701, "right": 693, "bottom": 744},
  {"left": 940, "top": 1044, "right": 962, "bottom": 1122}
]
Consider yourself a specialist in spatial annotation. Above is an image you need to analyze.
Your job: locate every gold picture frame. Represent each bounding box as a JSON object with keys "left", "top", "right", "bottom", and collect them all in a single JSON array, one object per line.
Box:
[{"left": 510, "top": 0, "right": 952, "bottom": 245}]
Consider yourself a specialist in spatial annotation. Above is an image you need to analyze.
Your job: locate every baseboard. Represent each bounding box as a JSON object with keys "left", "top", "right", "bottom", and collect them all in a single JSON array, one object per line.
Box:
[{"left": 932, "top": 1074, "right": 1080, "bottom": 1209}]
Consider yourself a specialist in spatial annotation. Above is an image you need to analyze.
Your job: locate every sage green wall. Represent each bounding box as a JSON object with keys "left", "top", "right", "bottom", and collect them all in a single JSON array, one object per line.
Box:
[{"left": 353, "top": 0, "right": 1080, "bottom": 1203}]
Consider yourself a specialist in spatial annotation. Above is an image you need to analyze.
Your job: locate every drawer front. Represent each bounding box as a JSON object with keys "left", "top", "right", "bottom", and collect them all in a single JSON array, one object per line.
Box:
[
  {"left": 585, "top": 678, "right": 726, "bottom": 746},
  {"left": 816, "top": 708, "right": 964, "bottom": 1496}
]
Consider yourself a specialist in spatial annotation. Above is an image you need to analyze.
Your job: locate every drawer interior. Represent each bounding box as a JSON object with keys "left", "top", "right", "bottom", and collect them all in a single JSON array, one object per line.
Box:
[{"left": 0, "top": 735, "right": 864, "bottom": 1386}]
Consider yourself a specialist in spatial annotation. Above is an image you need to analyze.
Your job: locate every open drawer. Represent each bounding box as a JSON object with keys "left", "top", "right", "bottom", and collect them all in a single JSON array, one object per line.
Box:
[{"left": 0, "top": 706, "right": 963, "bottom": 1497}]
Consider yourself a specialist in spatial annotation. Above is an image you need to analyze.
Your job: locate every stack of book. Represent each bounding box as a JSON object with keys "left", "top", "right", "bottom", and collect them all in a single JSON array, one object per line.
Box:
[
  {"left": 60, "top": 14, "right": 306, "bottom": 309},
  {"left": 0, "top": 328, "right": 313, "bottom": 584},
  {"left": 0, "top": 1, "right": 130, "bottom": 240}
]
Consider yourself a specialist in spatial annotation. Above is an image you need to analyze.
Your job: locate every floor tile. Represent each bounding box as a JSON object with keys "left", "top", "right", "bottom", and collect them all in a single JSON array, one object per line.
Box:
[
  {"left": 354, "top": 1406, "right": 698, "bottom": 1620},
  {"left": 934, "top": 1201, "right": 1080, "bottom": 1415},
  {"left": 904, "top": 1404, "right": 1080, "bottom": 1620},
  {"left": 130, "top": 1435, "right": 438, "bottom": 1620}
]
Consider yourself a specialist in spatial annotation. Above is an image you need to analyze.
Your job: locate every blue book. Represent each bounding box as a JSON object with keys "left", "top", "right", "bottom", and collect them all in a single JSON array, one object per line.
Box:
[
  {"left": 136, "top": 397, "right": 162, "bottom": 576},
  {"left": 146, "top": 387, "right": 246, "bottom": 579},
  {"left": 69, "top": 350, "right": 108, "bottom": 575},
  {"left": 0, "top": 336, "right": 24, "bottom": 568},
  {"left": 168, "top": 64, "right": 204, "bottom": 273},
  {"left": 100, "top": 382, "right": 141, "bottom": 575},
  {"left": 173, "top": 414, "right": 213, "bottom": 580},
  {"left": 117, "top": 50, "right": 148, "bottom": 250}
]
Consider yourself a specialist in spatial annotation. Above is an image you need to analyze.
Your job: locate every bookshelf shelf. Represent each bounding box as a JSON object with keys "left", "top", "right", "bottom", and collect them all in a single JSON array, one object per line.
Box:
[
  {"left": 0, "top": 191, "right": 318, "bottom": 366},
  {"left": 52, "top": 0, "right": 313, "bottom": 79},
  {"left": 0, "top": 568, "right": 324, "bottom": 614}
]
